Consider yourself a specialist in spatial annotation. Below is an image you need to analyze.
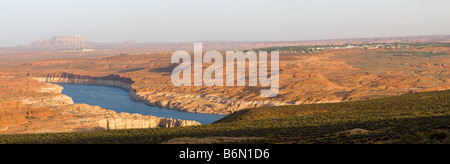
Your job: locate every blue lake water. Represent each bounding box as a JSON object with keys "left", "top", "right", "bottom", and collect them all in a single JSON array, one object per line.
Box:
[{"left": 58, "top": 84, "right": 227, "bottom": 124}]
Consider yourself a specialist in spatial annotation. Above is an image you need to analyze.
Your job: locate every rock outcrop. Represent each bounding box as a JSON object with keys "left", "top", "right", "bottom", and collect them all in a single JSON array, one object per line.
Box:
[
  {"left": 59, "top": 104, "right": 200, "bottom": 131},
  {"left": 2, "top": 46, "right": 450, "bottom": 116},
  {"left": 32, "top": 72, "right": 133, "bottom": 90},
  {"left": 129, "top": 90, "right": 286, "bottom": 114},
  {"left": 3, "top": 38, "right": 450, "bottom": 135},
  {"left": 31, "top": 72, "right": 287, "bottom": 114},
  {"left": 0, "top": 78, "right": 200, "bottom": 134},
  {"left": 0, "top": 100, "right": 53, "bottom": 132},
  {"left": 17, "top": 46, "right": 450, "bottom": 115}
]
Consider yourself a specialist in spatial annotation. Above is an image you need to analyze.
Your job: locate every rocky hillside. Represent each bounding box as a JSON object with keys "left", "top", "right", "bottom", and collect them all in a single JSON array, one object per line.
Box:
[
  {"left": 1, "top": 89, "right": 448, "bottom": 144},
  {"left": 3, "top": 46, "right": 447, "bottom": 114},
  {"left": 0, "top": 78, "right": 200, "bottom": 134}
]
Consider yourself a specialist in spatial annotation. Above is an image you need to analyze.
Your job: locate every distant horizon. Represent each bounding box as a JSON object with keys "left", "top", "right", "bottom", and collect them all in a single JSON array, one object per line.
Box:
[
  {"left": 1, "top": 0, "right": 449, "bottom": 47},
  {"left": 4, "top": 34, "right": 447, "bottom": 47}
]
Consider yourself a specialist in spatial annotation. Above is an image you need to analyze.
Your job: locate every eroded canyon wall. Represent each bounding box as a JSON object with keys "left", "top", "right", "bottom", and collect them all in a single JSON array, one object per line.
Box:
[{"left": 0, "top": 78, "right": 200, "bottom": 134}]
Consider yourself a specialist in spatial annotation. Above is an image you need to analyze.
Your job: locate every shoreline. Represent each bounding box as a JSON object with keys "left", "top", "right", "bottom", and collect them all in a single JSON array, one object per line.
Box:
[
  {"left": 31, "top": 75, "right": 230, "bottom": 115},
  {"left": 30, "top": 73, "right": 290, "bottom": 115}
]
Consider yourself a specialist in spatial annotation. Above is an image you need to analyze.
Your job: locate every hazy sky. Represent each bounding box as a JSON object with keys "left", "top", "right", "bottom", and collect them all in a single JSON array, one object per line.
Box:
[{"left": 0, "top": 0, "right": 449, "bottom": 47}]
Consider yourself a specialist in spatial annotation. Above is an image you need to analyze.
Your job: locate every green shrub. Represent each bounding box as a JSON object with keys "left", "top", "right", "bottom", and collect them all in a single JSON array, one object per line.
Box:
[{"left": 1, "top": 90, "right": 449, "bottom": 144}]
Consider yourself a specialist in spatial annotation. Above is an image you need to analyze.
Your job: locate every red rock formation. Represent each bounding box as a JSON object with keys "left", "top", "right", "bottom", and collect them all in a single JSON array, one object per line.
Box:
[{"left": 0, "top": 78, "right": 200, "bottom": 134}]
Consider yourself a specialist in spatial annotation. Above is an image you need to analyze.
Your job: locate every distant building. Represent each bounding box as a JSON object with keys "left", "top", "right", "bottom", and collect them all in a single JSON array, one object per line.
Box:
[{"left": 30, "top": 36, "right": 87, "bottom": 47}]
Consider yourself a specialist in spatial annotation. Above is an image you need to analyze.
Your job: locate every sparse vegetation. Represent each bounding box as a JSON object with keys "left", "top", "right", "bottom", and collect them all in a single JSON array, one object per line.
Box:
[
  {"left": 0, "top": 90, "right": 449, "bottom": 144},
  {"left": 378, "top": 51, "right": 450, "bottom": 57},
  {"left": 398, "top": 131, "right": 449, "bottom": 144}
]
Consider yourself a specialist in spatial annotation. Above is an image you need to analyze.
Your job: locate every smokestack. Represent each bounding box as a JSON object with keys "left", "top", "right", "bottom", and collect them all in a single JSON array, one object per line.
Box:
[
  {"left": 75, "top": 34, "right": 78, "bottom": 50},
  {"left": 81, "top": 34, "right": 84, "bottom": 52}
]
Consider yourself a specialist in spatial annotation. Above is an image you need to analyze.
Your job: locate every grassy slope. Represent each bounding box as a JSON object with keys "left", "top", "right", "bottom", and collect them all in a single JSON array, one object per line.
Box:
[{"left": 1, "top": 90, "right": 449, "bottom": 144}]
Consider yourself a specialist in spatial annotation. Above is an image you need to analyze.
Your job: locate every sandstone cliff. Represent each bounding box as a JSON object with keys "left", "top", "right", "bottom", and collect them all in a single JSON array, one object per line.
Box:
[
  {"left": 31, "top": 72, "right": 286, "bottom": 114},
  {"left": 0, "top": 78, "right": 200, "bottom": 134},
  {"left": 32, "top": 72, "right": 133, "bottom": 90},
  {"left": 4, "top": 46, "right": 450, "bottom": 116}
]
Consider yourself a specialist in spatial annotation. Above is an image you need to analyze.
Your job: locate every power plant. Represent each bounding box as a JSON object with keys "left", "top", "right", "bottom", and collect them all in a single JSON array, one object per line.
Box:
[{"left": 75, "top": 34, "right": 85, "bottom": 51}]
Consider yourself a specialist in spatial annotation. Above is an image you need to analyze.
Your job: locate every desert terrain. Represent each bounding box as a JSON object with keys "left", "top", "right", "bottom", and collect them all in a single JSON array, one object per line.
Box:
[
  {"left": 0, "top": 77, "right": 200, "bottom": 134},
  {"left": 0, "top": 36, "right": 449, "bottom": 134}
]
